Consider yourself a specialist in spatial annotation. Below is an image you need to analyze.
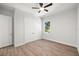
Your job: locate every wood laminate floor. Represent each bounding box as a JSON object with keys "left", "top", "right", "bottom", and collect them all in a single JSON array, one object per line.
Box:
[{"left": 0, "top": 39, "right": 78, "bottom": 56}]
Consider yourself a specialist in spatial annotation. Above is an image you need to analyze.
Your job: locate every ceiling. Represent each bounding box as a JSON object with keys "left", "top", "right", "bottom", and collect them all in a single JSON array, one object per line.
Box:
[{"left": 0, "top": 3, "right": 78, "bottom": 17}]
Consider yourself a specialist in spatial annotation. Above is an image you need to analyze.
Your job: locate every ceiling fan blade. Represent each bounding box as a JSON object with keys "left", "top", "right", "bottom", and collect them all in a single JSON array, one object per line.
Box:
[
  {"left": 39, "top": 3, "right": 43, "bottom": 7},
  {"left": 32, "top": 7, "right": 39, "bottom": 9},
  {"left": 44, "top": 9, "right": 48, "bottom": 12},
  {"left": 38, "top": 10, "right": 41, "bottom": 13},
  {"left": 44, "top": 3, "right": 52, "bottom": 8}
]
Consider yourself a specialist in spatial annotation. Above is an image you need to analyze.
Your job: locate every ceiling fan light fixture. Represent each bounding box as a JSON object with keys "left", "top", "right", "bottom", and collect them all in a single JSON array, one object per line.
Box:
[
  {"left": 40, "top": 7, "right": 44, "bottom": 11},
  {"left": 32, "top": 3, "right": 53, "bottom": 13}
]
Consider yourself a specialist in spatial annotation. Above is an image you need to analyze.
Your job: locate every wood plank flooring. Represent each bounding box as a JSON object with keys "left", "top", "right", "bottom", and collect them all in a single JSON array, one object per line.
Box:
[{"left": 0, "top": 39, "right": 78, "bottom": 56}]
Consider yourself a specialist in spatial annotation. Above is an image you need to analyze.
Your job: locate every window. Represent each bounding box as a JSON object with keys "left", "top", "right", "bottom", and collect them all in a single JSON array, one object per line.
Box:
[{"left": 45, "top": 21, "right": 50, "bottom": 32}]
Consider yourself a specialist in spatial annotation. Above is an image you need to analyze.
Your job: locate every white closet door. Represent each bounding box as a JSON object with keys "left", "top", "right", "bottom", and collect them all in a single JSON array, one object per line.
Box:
[
  {"left": 24, "top": 17, "right": 32, "bottom": 43},
  {"left": 24, "top": 17, "right": 41, "bottom": 43},
  {"left": 0, "top": 15, "right": 12, "bottom": 48}
]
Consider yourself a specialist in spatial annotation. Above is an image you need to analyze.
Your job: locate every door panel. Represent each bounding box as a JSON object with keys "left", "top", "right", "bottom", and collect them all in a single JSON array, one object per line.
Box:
[
  {"left": 24, "top": 18, "right": 32, "bottom": 42},
  {"left": 24, "top": 17, "right": 41, "bottom": 43},
  {"left": 0, "top": 15, "right": 12, "bottom": 48}
]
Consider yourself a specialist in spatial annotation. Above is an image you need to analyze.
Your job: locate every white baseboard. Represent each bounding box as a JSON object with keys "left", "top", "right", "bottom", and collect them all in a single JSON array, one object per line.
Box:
[
  {"left": 14, "top": 38, "right": 77, "bottom": 48},
  {"left": 45, "top": 39, "right": 77, "bottom": 48},
  {"left": 14, "top": 42, "right": 26, "bottom": 47},
  {"left": 14, "top": 39, "right": 41, "bottom": 47},
  {"left": 0, "top": 42, "right": 12, "bottom": 48}
]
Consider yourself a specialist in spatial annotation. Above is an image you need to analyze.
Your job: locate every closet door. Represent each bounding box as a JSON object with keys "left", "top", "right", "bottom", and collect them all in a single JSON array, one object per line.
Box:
[
  {"left": 24, "top": 17, "right": 33, "bottom": 43},
  {"left": 24, "top": 16, "right": 41, "bottom": 43},
  {"left": 0, "top": 15, "right": 12, "bottom": 48}
]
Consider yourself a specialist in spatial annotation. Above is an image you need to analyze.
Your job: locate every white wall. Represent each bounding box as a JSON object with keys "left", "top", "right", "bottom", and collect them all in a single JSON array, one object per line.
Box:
[
  {"left": 0, "top": 5, "right": 14, "bottom": 17},
  {"left": 0, "top": 15, "right": 12, "bottom": 48},
  {"left": 0, "top": 5, "right": 14, "bottom": 47},
  {"left": 42, "top": 8, "right": 77, "bottom": 47},
  {"left": 14, "top": 9, "right": 25, "bottom": 47},
  {"left": 14, "top": 9, "right": 42, "bottom": 47},
  {"left": 77, "top": 4, "right": 79, "bottom": 52}
]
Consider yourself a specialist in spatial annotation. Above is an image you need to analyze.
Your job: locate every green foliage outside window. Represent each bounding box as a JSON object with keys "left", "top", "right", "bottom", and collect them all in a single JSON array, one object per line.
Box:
[{"left": 45, "top": 21, "right": 50, "bottom": 32}]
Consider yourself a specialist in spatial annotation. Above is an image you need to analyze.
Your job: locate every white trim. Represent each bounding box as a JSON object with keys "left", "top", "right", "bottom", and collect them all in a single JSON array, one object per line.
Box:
[
  {"left": 14, "top": 42, "right": 26, "bottom": 47},
  {"left": 0, "top": 42, "right": 12, "bottom": 48},
  {"left": 45, "top": 39, "right": 77, "bottom": 48},
  {"left": 14, "top": 39, "right": 41, "bottom": 47}
]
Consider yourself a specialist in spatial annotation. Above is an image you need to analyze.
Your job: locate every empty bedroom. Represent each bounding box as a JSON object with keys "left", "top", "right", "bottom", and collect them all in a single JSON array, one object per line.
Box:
[{"left": 0, "top": 3, "right": 79, "bottom": 56}]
